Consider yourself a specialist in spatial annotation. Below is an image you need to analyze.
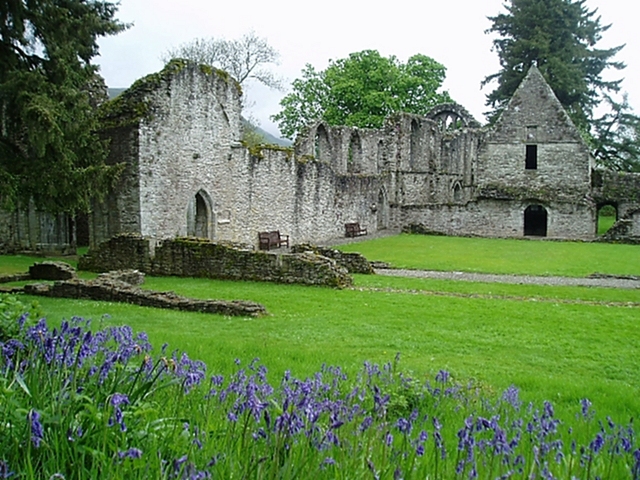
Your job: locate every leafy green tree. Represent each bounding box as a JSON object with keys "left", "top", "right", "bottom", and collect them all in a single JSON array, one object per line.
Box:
[
  {"left": 484, "top": 0, "right": 640, "bottom": 170},
  {"left": 0, "top": 0, "right": 127, "bottom": 213},
  {"left": 272, "top": 50, "right": 452, "bottom": 139}
]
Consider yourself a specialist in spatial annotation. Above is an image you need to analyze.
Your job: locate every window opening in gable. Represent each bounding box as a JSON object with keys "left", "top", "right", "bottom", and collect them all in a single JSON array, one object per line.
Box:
[{"left": 525, "top": 145, "right": 537, "bottom": 170}]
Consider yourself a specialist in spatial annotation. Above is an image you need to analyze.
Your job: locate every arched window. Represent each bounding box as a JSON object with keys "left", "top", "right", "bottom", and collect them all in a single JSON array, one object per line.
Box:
[
  {"left": 376, "top": 140, "right": 385, "bottom": 172},
  {"left": 314, "top": 125, "right": 331, "bottom": 161},
  {"left": 596, "top": 204, "right": 617, "bottom": 235},
  {"left": 453, "top": 182, "right": 462, "bottom": 202},
  {"left": 377, "top": 188, "right": 389, "bottom": 230},
  {"left": 409, "top": 120, "right": 420, "bottom": 170},
  {"left": 348, "top": 132, "right": 362, "bottom": 172}
]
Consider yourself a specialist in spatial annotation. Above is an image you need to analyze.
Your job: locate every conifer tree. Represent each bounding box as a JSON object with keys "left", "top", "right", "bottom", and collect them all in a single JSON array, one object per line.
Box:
[
  {"left": 484, "top": 0, "right": 640, "bottom": 171},
  {"left": 0, "top": 0, "right": 127, "bottom": 213}
]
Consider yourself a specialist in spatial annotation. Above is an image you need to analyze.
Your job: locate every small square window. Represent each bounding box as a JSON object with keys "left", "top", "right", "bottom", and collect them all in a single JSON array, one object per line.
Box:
[{"left": 526, "top": 145, "right": 537, "bottom": 170}]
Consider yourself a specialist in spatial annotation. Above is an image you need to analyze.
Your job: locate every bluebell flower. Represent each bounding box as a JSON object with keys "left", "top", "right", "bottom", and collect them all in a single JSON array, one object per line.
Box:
[
  {"left": 435, "top": 369, "right": 450, "bottom": 384},
  {"left": 0, "top": 459, "right": 15, "bottom": 479},
  {"left": 118, "top": 448, "right": 143, "bottom": 459},
  {"left": 28, "top": 409, "right": 44, "bottom": 448},
  {"left": 109, "top": 393, "right": 130, "bottom": 432},
  {"left": 590, "top": 432, "right": 605, "bottom": 454}
]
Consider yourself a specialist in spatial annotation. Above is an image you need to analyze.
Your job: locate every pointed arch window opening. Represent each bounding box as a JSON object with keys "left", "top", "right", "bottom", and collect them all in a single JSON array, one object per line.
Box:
[
  {"left": 187, "top": 190, "right": 215, "bottom": 240},
  {"left": 410, "top": 120, "right": 420, "bottom": 170}
]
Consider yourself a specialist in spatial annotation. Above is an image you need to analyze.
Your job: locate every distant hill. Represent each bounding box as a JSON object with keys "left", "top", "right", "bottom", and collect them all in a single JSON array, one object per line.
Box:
[
  {"left": 107, "top": 88, "right": 291, "bottom": 146},
  {"left": 108, "top": 88, "right": 127, "bottom": 99},
  {"left": 250, "top": 123, "right": 292, "bottom": 146}
]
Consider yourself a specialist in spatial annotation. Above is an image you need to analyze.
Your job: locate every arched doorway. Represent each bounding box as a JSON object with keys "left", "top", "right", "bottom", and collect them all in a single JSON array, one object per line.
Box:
[
  {"left": 524, "top": 205, "right": 547, "bottom": 237},
  {"left": 596, "top": 203, "right": 617, "bottom": 235},
  {"left": 187, "top": 190, "right": 214, "bottom": 240}
]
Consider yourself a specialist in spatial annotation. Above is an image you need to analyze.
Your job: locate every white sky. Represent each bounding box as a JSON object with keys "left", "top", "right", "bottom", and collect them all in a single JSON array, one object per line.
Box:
[{"left": 96, "top": 0, "right": 640, "bottom": 138}]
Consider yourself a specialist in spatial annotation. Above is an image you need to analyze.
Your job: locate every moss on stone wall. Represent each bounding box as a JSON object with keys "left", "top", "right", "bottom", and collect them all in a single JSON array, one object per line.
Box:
[
  {"left": 79, "top": 235, "right": 353, "bottom": 288},
  {"left": 99, "top": 59, "right": 242, "bottom": 130},
  {"left": 99, "top": 59, "right": 189, "bottom": 129},
  {"left": 242, "top": 142, "right": 294, "bottom": 160}
]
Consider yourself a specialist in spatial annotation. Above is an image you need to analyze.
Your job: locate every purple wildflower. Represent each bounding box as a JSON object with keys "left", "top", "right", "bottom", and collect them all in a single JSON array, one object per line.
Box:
[
  {"left": 435, "top": 369, "right": 450, "bottom": 384},
  {"left": 360, "top": 416, "right": 373, "bottom": 432},
  {"left": 28, "top": 410, "right": 44, "bottom": 448},
  {"left": 590, "top": 432, "right": 605, "bottom": 454},
  {"left": 109, "top": 393, "right": 130, "bottom": 432},
  {"left": 0, "top": 459, "right": 15, "bottom": 479},
  {"left": 386, "top": 431, "right": 393, "bottom": 446},
  {"left": 396, "top": 417, "right": 412, "bottom": 434},
  {"left": 118, "top": 448, "right": 143, "bottom": 459},
  {"left": 581, "top": 398, "right": 593, "bottom": 419},
  {"left": 502, "top": 385, "right": 522, "bottom": 411}
]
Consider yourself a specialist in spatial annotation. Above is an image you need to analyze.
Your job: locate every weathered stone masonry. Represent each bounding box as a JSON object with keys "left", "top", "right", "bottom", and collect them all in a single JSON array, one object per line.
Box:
[
  {"left": 3, "top": 61, "right": 638, "bottom": 253},
  {"left": 88, "top": 62, "right": 638, "bottom": 248}
]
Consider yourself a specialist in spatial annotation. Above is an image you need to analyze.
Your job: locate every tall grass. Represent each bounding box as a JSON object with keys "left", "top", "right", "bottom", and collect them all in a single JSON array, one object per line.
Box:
[{"left": 2, "top": 310, "right": 640, "bottom": 479}]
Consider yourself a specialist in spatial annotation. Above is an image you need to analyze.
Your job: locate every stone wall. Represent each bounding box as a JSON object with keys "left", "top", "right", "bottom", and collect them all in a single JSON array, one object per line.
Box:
[
  {"left": 79, "top": 234, "right": 151, "bottom": 272},
  {"left": 291, "top": 244, "right": 373, "bottom": 274},
  {"left": 476, "top": 67, "right": 595, "bottom": 239},
  {"left": 80, "top": 235, "right": 353, "bottom": 288},
  {"left": 85, "top": 62, "right": 639, "bottom": 250},
  {"left": 24, "top": 276, "right": 266, "bottom": 317},
  {"left": 0, "top": 207, "right": 73, "bottom": 254}
]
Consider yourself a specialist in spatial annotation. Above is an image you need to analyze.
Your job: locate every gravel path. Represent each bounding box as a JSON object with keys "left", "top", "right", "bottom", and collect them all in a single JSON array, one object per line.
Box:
[{"left": 375, "top": 268, "right": 640, "bottom": 289}]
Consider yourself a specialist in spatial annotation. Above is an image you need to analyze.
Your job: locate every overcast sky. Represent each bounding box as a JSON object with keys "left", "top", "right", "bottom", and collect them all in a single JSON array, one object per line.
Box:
[{"left": 96, "top": 0, "right": 640, "bottom": 138}]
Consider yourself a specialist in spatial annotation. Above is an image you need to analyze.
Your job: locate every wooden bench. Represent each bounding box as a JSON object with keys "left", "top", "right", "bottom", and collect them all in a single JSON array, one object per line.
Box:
[
  {"left": 345, "top": 222, "right": 367, "bottom": 238},
  {"left": 258, "top": 231, "right": 290, "bottom": 250}
]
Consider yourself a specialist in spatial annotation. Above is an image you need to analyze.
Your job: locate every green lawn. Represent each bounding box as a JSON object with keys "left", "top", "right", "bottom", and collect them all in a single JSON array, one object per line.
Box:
[
  {"left": 598, "top": 213, "right": 616, "bottom": 235},
  {"left": 2, "top": 237, "right": 639, "bottom": 423},
  {"left": 337, "top": 233, "right": 640, "bottom": 277}
]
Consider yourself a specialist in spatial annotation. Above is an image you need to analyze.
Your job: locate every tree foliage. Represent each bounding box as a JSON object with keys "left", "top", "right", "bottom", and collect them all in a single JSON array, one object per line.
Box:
[
  {"left": 484, "top": 0, "right": 640, "bottom": 170},
  {"left": 163, "top": 31, "right": 282, "bottom": 90},
  {"left": 0, "top": 0, "right": 127, "bottom": 213},
  {"left": 272, "top": 50, "right": 452, "bottom": 140},
  {"left": 591, "top": 95, "right": 640, "bottom": 172}
]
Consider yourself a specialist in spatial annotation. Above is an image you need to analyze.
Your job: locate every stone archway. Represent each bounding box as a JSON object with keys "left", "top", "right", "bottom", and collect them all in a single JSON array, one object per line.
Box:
[
  {"left": 596, "top": 203, "right": 617, "bottom": 236},
  {"left": 524, "top": 204, "right": 547, "bottom": 237},
  {"left": 314, "top": 124, "right": 331, "bottom": 162},
  {"left": 187, "top": 190, "right": 215, "bottom": 240}
]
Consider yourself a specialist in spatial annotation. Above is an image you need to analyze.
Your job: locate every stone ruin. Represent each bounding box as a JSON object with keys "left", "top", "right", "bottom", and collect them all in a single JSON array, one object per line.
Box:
[
  {"left": 78, "top": 234, "right": 356, "bottom": 288},
  {"left": 1, "top": 61, "right": 639, "bottom": 253},
  {"left": 6, "top": 261, "right": 267, "bottom": 317}
]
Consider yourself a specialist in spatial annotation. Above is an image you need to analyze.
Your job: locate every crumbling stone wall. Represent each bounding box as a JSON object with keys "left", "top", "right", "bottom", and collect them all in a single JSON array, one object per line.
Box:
[
  {"left": 80, "top": 235, "right": 353, "bottom": 288},
  {"left": 24, "top": 276, "right": 266, "bottom": 317},
  {"left": 84, "top": 62, "right": 639, "bottom": 249},
  {"left": 0, "top": 208, "right": 73, "bottom": 254},
  {"left": 79, "top": 233, "right": 151, "bottom": 272},
  {"left": 291, "top": 244, "right": 373, "bottom": 274}
]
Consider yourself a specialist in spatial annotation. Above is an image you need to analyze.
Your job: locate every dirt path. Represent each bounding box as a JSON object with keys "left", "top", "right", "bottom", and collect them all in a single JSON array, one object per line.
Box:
[{"left": 374, "top": 268, "right": 640, "bottom": 289}]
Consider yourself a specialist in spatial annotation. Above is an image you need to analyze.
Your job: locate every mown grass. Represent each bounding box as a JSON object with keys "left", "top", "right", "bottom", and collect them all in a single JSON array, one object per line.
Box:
[
  {"left": 2, "top": 236, "right": 639, "bottom": 424},
  {"left": 598, "top": 213, "right": 616, "bottom": 235},
  {"left": 337, "top": 233, "right": 640, "bottom": 277},
  {"left": 19, "top": 274, "right": 640, "bottom": 424}
]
